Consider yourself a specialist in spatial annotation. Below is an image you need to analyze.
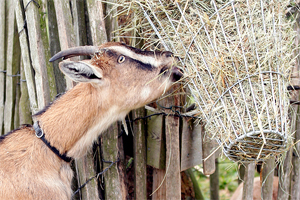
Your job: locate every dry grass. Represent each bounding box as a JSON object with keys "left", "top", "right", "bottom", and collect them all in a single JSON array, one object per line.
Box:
[{"left": 111, "top": 0, "right": 296, "bottom": 162}]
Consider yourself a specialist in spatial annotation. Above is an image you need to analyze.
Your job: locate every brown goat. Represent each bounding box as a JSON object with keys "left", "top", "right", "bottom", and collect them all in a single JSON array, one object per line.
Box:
[{"left": 0, "top": 42, "right": 182, "bottom": 199}]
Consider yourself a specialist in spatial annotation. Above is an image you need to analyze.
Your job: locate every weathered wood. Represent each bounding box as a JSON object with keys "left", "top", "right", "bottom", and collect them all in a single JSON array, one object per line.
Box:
[
  {"left": 75, "top": 152, "right": 99, "bottom": 199},
  {"left": 277, "top": 149, "right": 292, "bottom": 199},
  {"left": 210, "top": 159, "right": 219, "bottom": 200},
  {"left": 15, "top": 0, "right": 38, "bottom": 114},
  {"left": 47, "top": 0, "right": 65, "bottom": 94},
  {"left": 290, "top": 13, "right": 300, "bottom": 200},
  {"left": 86, "top": 0, "right": 107, "bottom": 45},
  {"left": 152, "top": 168, "right": 166, "bottom": 199},
  {"left": 165, "top": 113, "right": 181, "bottom": 199},
  {"left": 242, "top": 162, "right": 255, "bottom": 200},
  {"left": 147, "top": 110, "right": 165, "bottom": 169},
  {"left": 0, "top": 0, "right": 5, "bottom": 135},
  {"left": 19, "top": 62, "right": 32, "bottom": 125},
  {"left": 53, "top": 0, "right": 76, "bottom": 89},
  {"left": 181, "top": 119, "right": 202, "bottom": 171},
  {"left": 261, "top": 158, "right": 275, "bottom": 200},
  {"left": 102, "top": 123, "right": 126, "bottom": 200},
  {"left": 202, "top": 123, "right": 216, "bottom": 175},
  {"left": 133, "top": 108, "right": 147, "bottom": 199},
  {"left": 38, "top": 0, "right": 57, "bottom": 100},
  {"left": 163, "top": 87, "right": 181, "bottom": 199},
  {"left": 4, "top": 0, "right": 20, "bottom": 133},
  {"left": 14, "top": 73, "right": 20, "bottom": 129},
  {"left": 24, "top": 0, "right": 51, "bottom": 109}
]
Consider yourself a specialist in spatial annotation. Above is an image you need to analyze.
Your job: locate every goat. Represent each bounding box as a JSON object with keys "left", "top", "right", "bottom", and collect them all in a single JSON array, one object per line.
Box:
[
  {"left": 230, "top": 176, "right": 279, "bottom": 200},
  {"left": 0, "top": 42, "right": 182, "bottom": 199}
]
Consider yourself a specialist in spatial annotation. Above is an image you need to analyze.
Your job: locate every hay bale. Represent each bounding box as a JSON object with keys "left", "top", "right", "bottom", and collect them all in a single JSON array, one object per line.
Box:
[{"left": 113, "top": 0, "right": 296, "bottom": 162}]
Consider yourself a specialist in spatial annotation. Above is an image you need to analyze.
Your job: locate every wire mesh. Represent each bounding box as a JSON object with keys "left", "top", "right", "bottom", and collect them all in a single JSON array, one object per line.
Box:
[{"left": 114, "top": 0, "right": 295, "bottom": 162}]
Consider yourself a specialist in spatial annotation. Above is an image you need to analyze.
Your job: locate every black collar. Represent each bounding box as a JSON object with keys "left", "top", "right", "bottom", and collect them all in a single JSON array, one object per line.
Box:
[{"left": 33, "top": 121, "right": 72, "bottom": 163}]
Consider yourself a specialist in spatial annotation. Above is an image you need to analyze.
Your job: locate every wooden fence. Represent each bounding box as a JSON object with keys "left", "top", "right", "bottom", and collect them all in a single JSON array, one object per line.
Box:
[{"left": 1, "top": 0, "right": 300, "bottom": 199}]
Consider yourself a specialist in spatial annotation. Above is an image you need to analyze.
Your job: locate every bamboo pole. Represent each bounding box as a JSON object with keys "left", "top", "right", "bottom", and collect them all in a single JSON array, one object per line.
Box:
[
  {"left": 4, "top": 0, "right": 21, "bottom": 133},
  {"left": 0, "top": 0, "right": 5, "bottom": 135},
  {"left": 15, "top": 0, "right": 38, "bottom": 114},
  {"left": 23, "top": 0, "right": 51, "bottom": 109}
]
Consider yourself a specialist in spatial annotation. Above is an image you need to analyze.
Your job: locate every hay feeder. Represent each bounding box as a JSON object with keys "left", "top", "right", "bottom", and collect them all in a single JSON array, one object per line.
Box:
[{"left": 115, "top": 0, "right": 295, "bottom": 162}]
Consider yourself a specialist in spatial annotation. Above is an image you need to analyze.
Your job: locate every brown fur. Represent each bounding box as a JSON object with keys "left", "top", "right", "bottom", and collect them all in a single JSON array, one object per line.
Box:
[{"left": 0, "top": 42, "right": 181, "bottom": 199}]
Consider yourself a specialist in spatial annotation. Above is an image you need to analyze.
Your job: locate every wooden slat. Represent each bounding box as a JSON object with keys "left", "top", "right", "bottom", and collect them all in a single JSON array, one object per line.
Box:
[
  {"left": 152, "top": 168, "right": 166, "bottom": 199},
  {"left": 147, "top": 111, "right": 165, "bottom": 169},
  {"left": 102, "top": 124, "right": 126, "bottom": 200},
  {"left": 86, "top": 0, "right": 107, "bottom": 45},
  {"left": 133, "top": 108, "right": 147, "bottom": 199},
  {"left": 19, "top": 62, "right": 32, "bottom": 125},
  {"left": 0, "top": 0, "right": 5, "bottom": 135},
  {"left": 47, "top": 0, "right": 65, "bottom": 94},
  {"left": 181, "top": 119, "right": 202, "bottom": 171},
  {"left": 4, "top": 0, "right": 20, "bottom": 133},
  {"left": 53, "top": 0, "right": 76, "bottom": 89},
  {"left": 202, "top": 123, "right": 216, "bottom": 175},
  {"left": 242, "top": 162, "right": 255, "bottom": 200},
  {"left": 261, "top": 158, "right": 275, "bottom": 200},
  {"left": 15, "top": 0, "right": 38, "bottom": 114},
  {"left": 163, "top": 87, "right": 181, "bottom": 199},
  {"left": 165, "top": 114, "right": 181, "bottom": 199},
  {"left": 23, "top": 0, "right": 51, "bottom": 109},
  {"left": 290, "top": 14, "right": 300, "bottom": 200},
  {"left": 210, "top": 159, "right": 219, "bottom": 200}
]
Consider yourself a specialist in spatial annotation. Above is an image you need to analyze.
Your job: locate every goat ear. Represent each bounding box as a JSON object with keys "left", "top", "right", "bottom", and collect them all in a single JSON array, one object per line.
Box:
[{"left": 59, "top": 61, "right": 102, "bottom": 83}]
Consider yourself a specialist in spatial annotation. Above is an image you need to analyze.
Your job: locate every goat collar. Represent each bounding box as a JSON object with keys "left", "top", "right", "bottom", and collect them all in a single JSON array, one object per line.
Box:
[{"left": 33, "top": 121, "right": 72, "bottom": 163}]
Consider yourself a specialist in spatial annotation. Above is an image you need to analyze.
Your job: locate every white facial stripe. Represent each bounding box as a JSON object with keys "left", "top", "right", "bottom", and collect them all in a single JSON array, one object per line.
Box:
[{"left": 106, "top": 46, "right": 162, "bottom": 68}]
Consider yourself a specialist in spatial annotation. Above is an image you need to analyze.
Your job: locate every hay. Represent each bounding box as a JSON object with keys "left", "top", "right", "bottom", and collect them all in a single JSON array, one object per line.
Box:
[{"left": 112, "top": 0, "right": 296, "bottom": 162}]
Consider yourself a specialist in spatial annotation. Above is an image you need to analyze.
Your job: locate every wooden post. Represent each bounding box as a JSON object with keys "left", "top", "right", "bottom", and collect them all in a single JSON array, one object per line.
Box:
[
  {"left": 102, "top": 124, "right": 126, "bottom": 200},
  {"left": 261, "top": 158, "right": 275, "bottom": 200},
  {"left": 53, "top": 0, "right": 76, "bottom": 89},
  {"left": 242, "top": 162, "right": 255, "bottom": 200},
  {"left": 47, "top": 0, "right": 65, "bottom": 94},
  {"left": 19, "top": 62, "right": 32, "bottom": 125},
  {"left": 15, "top": 0, "right": 38, "bottom": 114},
  {"left": 147, "top": 110, "right": 165, "bottom": 169},
  {"left": 164, "top": 87, "right": 181, "bottom": 199},
  {"left": 181, "top": 119, "right": 202, "bottom": 171},
  {"left": 290, "top": 12, "right": 300, "bottom": 200},
  {"left": 24, "top": 0, "right": 52, "bottom": 109},
  {"left": 0, "top": 0, "right": 5, "bottom": 135},
  {"left": 210, "top": 159, "right": 219, "bottom": 200},
  {"left": 133, "top": 108, "right": 147, "bottom": 199},
  {"left": 4, "top": 0, "right": 20, "bottom": 133},
  {"left": 202, "top": 123, "right": 216, "bottom": 175}
]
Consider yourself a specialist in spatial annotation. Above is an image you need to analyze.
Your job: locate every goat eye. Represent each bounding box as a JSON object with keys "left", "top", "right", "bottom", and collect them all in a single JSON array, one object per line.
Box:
[{"left": 118, "top": 55, "right": 126, "bottom": 63}]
